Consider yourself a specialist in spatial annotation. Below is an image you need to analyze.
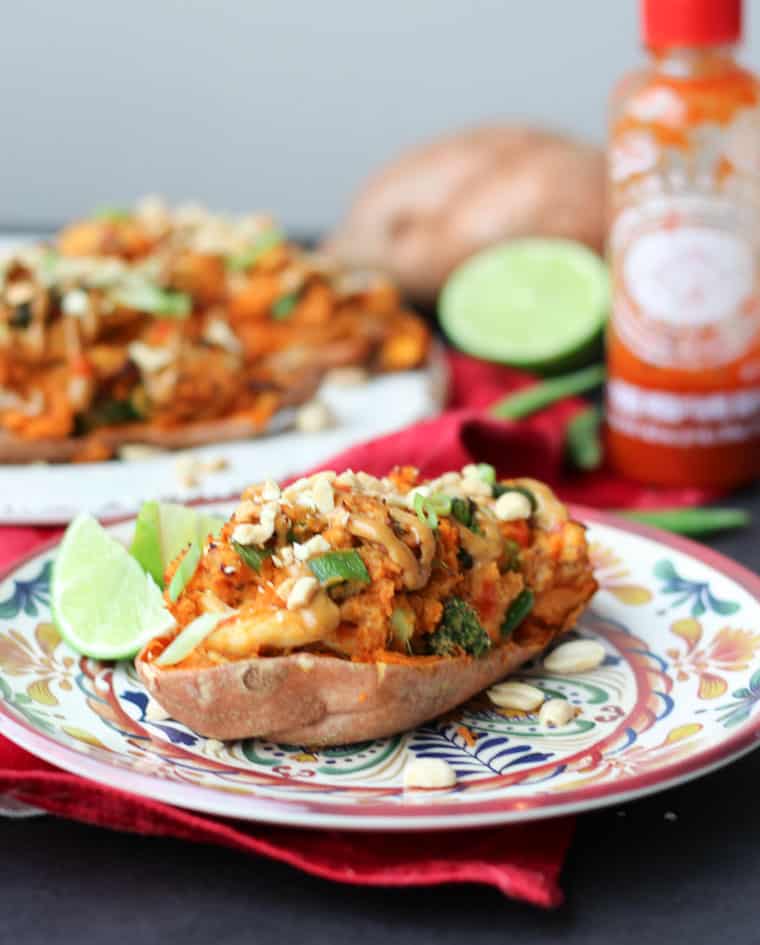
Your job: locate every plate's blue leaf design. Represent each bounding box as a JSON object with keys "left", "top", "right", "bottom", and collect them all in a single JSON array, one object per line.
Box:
[
  {"left": 654, "top": 558, "right": 740, "bottom": 618},
  {"left": 410, "top": 723, "right": 553, "bottom": 779},
  {"left": 153, "top": 724, "right": 198, "bottom": 746},
  {"left": 0, "top": 561, "right": 52, "bottom": 619},
  {"left": 121, "top": 690, "right": 148, "bottom": 714},
  {"left": 120, "top": 687, "right": 198, "bottom": 745}
]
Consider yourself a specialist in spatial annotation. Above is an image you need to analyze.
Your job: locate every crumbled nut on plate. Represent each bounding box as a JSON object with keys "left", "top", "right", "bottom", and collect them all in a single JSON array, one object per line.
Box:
[
  {"left": 543, "top": 639, "right": 606, "bottom": 674},
  {"left": 203, "top": 739, "right": 226, "bottom": 754},
  {"left": 175, "top": 455, "right": 202, "bottom": 489},
  {"left": 488, "top": 681, "right": 545, "bottom": 712},
  {"left": 295, "top": 399, "right": 334, "bottom": 434},
  {"left": 538, "top": 698, "right": 578, "bottom": 728},
  {"left": 202, "top": 455, "right": 229, "bottom": 473},
  {"left": 174, "top": 453, "right": 229, "bottom": 490},
  {"left": 403, "top": 757, "right": 457, "bottom": 790},
  {"left": 118, "top": 444, "right": 167, "bottom": 462}
]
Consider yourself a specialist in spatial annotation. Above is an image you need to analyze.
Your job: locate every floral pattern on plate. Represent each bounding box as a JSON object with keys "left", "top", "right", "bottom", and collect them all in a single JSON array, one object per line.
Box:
[{"left": 0, "top": 510, "right": 759, "bottom": 829}]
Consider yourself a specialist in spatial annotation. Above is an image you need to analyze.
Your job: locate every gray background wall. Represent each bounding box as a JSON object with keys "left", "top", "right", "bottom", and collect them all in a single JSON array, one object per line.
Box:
[{"left": 2, "top": 0, "right": 758, "bottom": 232}]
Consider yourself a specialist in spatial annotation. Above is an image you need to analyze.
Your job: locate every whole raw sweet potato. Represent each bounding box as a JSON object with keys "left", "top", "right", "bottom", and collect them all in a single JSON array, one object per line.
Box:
[{"left": 325, "top": 125, "right": 606, "bottom": 303}]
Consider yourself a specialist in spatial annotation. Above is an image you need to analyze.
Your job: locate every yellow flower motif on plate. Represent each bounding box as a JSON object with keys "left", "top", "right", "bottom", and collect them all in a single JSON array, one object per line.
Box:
[
  {"left": 0, "top": 622, "right": 75, "bottom": 705},
  {"left": 667, "top": 618, "right": 760, "bottom": 700},
  {"left": 590, "top": 543, "right": 653, "bottom": 605}
]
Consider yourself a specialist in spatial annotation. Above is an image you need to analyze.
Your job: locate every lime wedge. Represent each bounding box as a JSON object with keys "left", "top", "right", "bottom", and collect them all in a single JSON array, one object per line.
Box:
[
  {"left": 130, "top": 501, "right": 224, "bottom": 588},
  {"left": 53, "top": 514, "right": 175, "bottom": 660},
  {"left": 439, "top": 239, "right": 609, "bottom": 373}
]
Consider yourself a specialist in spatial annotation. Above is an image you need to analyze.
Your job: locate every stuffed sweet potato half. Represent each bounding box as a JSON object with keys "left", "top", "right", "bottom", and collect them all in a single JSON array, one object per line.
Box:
[
  {"left": 0, "top": 200, "right": 429, "bottom": 462},
  {"left": 136, "top": 466, "right": 597, "bottom": 745}
]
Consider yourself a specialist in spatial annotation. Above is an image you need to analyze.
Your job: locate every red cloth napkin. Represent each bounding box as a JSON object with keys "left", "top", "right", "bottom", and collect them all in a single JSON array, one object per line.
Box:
[
  {"left": 0, "top": 352, "right": 714, "bottom": 907},
  {"left": 306, "top": 353, "right": 716, "bottom": 509}
]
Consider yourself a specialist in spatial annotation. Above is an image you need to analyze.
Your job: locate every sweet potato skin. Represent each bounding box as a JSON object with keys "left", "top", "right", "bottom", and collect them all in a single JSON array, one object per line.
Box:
[
  {"left": 136, "top": 629, "right": 562, "bottom": 746},
  {"left": 0, "top": 370, "right": 321, "bottom": 463},
  {"left": 325, "top": 124, "right": 605, "bottom": 303}
]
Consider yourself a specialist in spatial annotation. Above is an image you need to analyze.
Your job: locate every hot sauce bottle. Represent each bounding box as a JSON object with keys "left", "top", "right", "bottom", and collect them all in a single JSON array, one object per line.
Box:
[{"left": 606, "top": 0, "right": 760, "bottom": 488}]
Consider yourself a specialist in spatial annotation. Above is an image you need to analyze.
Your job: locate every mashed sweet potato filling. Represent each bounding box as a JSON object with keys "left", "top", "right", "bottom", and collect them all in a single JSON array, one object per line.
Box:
[
  {"left": 0, "top": 200, "right": 429, "bottom": 459},
  {"left": 151, "top": 466, "right": 597, "bottom": 670}
]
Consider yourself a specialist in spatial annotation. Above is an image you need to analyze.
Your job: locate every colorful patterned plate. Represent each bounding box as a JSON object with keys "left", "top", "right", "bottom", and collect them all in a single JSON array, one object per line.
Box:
[{"left": 1, "top": 507, "right": 759, "bottom": 830}]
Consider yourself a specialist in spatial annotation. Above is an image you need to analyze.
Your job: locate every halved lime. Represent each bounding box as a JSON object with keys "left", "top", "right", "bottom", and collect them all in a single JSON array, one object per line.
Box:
[
  {"left": 53, "top": 514, "right": 175, "bottom": 660},
  {"left": 130, "top": 501, "right": 224, "bottom": 588},
  {"left": 439, "top": 239, "right": 609, "bottom": 374}
]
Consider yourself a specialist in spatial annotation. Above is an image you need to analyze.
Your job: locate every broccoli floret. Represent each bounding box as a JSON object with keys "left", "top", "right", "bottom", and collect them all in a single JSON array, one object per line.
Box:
[{"left": 428, "top": 597, "right": 491, "bottom": 658}]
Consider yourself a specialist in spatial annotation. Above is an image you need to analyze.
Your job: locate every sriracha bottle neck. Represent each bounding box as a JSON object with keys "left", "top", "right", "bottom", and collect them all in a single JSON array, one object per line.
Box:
[{"left": 645, "top": 43, "right": 738, "bottom": 78}]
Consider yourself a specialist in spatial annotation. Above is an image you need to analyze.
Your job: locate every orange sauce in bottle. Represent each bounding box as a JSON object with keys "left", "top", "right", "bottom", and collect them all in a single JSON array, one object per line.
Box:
[{"left": 606, "top": 0, "right": 760, "bottom": 488}]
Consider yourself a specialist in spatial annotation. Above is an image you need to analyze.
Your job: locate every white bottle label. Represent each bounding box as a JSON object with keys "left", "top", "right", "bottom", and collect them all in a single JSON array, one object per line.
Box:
[
  {"left": 607, "top": 379, "right": 760, "bottom": 446},
  {"left": 611, "top": 194, "right": 760, "bottom": 369}
]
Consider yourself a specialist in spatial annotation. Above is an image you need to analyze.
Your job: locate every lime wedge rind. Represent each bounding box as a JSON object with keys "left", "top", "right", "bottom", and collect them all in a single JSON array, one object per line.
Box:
[{"left": 52, "top": 514, "right": 175, "bottom": 661}]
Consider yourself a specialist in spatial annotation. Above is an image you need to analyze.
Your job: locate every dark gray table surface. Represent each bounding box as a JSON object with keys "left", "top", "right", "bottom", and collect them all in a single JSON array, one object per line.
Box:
[{"left": 1, "top": 489, "right": 758, "bottom": 944}]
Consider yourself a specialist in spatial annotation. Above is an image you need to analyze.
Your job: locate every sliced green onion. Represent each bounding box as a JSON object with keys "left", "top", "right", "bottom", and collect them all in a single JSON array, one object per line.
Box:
[
  {"left": 414, "top": 492, "right": 435, "bottom": 528},
  {"left": 113, "top": 283, "right": 192, "bottom": 318},
  {"left": 93, "top": 205, "right": 131, "bottom": 221},
  {"left": 391, "top": 606, "right": 415, "bottom": 653},
  {"left": 271, "top": 292, "right": 299, "bottom": 320},
  {"left": 226, "top": 230, "right": 284, "bottom": 272},
  {"left": 475, "top": 463, "right": 496, "bottom": 484},
  {"left": 620, "top": 507, "right": 751, "bottom": 537},
  {"left": 451, "top": 497, "right": 473, "bottom": 528},
  {"left": 414, "top": 492, "right": 452, "bottom": 529},
  {"left": 168, "top": 541, "right": 202, "bottom": 602},
  {"left": 232, "top": 541, "right": 272, "bottom": 573},
  {"left": 155, "top": 613, "right": 224, "bottom": 666},
  {"left": 566, "top": 406, "right": 603, "bottom": 471},
  {"left": 502, "top": 538, "right": 521, "bottom": 572},
  {"left": 37, "top": 250, "right": 60, "bottom": 286},
  {"left": 501, "top": 589, "right": 534, "bottom": 637},
  {"left": 428, "top": 493, "right": 452, "bottom": 517},
  {"left": 492, "top": 484, "right": 537, "bottom": 514},
  {"left": 490, "top": 364, "right": 606, "bottom": 420},
  {"left": 309, "top": 550, "right": 370, "bottom": 586}
]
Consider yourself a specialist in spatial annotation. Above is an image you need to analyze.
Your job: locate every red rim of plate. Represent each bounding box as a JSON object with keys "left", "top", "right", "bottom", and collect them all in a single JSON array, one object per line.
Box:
[{"left": 0, "top": 504, "right": 758, "bottom": 831}]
